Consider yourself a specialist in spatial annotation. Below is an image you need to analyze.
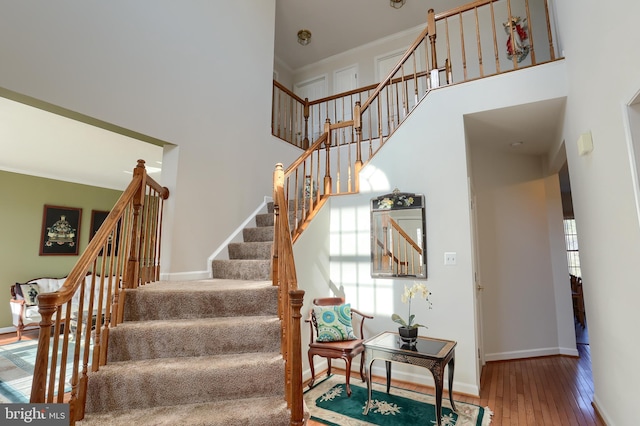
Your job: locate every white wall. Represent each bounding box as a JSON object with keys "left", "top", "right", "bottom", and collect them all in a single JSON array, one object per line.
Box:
[
  {"left": 292, "top": 61, "right": 570, "bottom": 397},
  {"left": 469, "top": 146, "right": 577, "bottom": 360},
  {"left": 553, "top": 1, "right": 640, "bottom": 424},
  {"left": 0, "top": 1, "right": 301, "bottom": 277}
]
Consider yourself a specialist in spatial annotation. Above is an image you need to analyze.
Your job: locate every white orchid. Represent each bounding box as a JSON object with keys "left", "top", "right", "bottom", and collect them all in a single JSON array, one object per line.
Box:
[{"left": 392, "top": 282, "right": 432, "bottom": 330}]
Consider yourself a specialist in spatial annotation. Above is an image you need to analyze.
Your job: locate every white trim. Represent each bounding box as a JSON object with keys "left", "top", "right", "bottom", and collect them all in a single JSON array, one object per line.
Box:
[
  {"left": 622, "top": 88, "right": 640, "bottom": 231},
  {"left": 274, "top": 55, "right": 293, "bottom": 74},
  {"left": 206, "top": 196, "right": 273, "bottom": 277},
  {"left": 591, "top": 395, "right": 614, "bottom": 426},
  {"left": 484, "top": 346, "right": 576, "bottom": 362},
  {"left": 0, "top": 325, "right": 38, "bottom": 335},
  {"left": 0, "top": 166, "right": 126, "bottom": 191}
]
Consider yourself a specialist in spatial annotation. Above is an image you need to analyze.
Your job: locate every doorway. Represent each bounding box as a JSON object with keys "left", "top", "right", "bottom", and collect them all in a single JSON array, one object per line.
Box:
[{"left": 559, "top": 162, "right": 588, "bottom": 345}]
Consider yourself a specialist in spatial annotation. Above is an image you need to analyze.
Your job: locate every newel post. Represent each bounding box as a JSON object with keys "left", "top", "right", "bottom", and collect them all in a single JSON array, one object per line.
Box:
[
  {"left": 30, "top": 304, "right": 56, "bottom": 402},
  {"left": 124, "top": 160, "right": 147, "bottom": 289},
  {"left": 288, "top": 289, "right": 305, "bottom": 426},
  {"left": 427, "top": 9, "right": 440, "bottom": 88}
]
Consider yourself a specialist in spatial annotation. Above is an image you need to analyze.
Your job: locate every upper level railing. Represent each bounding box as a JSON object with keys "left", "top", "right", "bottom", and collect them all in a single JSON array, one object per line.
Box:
[
  {"left": 272, "top": 0, "right": 558, "bottom": 154},
  {"left": 30, "top": 160, "right": 169, "bottom": 425}
]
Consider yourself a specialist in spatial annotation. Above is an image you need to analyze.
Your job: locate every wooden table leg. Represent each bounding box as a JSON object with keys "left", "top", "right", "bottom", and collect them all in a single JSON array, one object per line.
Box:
[
  {"left": 385, "top": 360, "right": 391, "bottom": 393},
  {"left": 363, "top": 357, "right": 374, "bottom": 415},
  {"left": 448, "top": 355, "right": 457, "bottom": 412}
]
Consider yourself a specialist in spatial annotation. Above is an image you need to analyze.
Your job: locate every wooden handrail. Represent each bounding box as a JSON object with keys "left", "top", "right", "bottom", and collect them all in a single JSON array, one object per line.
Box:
[
  {"left": 30, "top": 159, "right": 169, "bottom": 425},
  {"left": 272, "top": 164, "right": 305, "bottom": 425}
]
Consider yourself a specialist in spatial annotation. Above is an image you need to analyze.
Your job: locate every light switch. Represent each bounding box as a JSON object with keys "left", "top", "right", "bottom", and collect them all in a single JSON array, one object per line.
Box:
[{"left": 444, "top": 252, "right": 457, "bottom": 265}]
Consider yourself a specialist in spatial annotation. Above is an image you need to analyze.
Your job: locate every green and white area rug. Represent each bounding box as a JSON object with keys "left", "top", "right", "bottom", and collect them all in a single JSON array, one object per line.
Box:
[
  {"left": 0, "top": 339, "right": 77, "bottom": 403},
  {"left": 304, "top": 375, "right": 492, "bottom": 426}
]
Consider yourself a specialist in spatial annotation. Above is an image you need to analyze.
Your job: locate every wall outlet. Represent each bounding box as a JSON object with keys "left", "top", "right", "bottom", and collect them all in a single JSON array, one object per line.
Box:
[{"left": 444, "top": 252, "right": 457, "bottom": 265}]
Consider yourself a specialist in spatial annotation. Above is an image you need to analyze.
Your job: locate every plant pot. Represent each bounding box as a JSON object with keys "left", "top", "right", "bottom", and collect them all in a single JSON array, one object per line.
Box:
[{"left": 398, "top": 326, "right": 418, "bottom": 344}]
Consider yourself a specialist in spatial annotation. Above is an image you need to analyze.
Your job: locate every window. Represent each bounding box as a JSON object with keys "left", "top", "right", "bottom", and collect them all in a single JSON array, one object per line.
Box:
[{"left": 563, "top": 219, "right": 581, "bottom": 277}]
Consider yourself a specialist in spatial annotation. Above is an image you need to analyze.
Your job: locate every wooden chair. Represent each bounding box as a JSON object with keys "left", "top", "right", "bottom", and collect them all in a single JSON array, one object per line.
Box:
[
  {"left": 306, "top": 297, "right": 373, "bottom": 397},
  {"left": 571, "top": 275, "right": 586, "bottom": 328}
]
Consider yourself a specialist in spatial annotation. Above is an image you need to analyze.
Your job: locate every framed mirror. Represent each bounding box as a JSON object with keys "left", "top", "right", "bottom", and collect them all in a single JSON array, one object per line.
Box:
[{"left": 370, "top": 189, "right": 427, "bottom": 278}]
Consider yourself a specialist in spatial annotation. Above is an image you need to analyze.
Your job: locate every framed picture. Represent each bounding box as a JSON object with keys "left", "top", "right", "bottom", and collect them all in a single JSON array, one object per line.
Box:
[
  {"left": 90, "top": 210, "right": 120, "bottom": 256},
  {"left": 40, "top": 205, "right": 82, "bottom": 256}
]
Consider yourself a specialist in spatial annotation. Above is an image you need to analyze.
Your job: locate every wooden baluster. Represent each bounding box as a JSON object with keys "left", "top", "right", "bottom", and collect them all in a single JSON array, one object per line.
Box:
[
  {"left": 354, "top": 101, "right": 362, "bottom": 193},
  {"left": 445, "top": 18, "right": 452, "bottom": 83},
  {"left": 459, "top": 12, "right": 468, "bottom": 80},
  {"left": 543, "top": 0, "right": 555, "bottom": 60},
  {"left": 303, "top": 98, "right": 310, "bottom": 149},
  {"left": 490, "top": 0, "right": 500, "bottom": 74},
  {"left": 524, "top": 0, "right": 535, "bottom": 65},
  {"left": 506, "top": 0, "right": 519, "bottom": 69},
  {"left": 475, "top": 7, "right": 484, "bottom": 77}
]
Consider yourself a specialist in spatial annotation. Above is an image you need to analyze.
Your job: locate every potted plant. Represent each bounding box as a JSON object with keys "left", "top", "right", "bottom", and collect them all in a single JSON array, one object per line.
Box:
[{"left": 391, "top": 282, "right": 432, "bottom": 344}]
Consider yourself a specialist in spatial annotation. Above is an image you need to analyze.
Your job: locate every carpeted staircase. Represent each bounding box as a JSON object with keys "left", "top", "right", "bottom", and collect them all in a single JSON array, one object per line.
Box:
[{"left": 79, "top": 203, "right": 294, "bottom": 425}]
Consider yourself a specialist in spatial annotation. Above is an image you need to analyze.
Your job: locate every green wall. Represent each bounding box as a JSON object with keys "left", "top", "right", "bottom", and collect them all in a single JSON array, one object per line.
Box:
[{"left": 0, "top": 170, "right": 121, "bottom": 329}]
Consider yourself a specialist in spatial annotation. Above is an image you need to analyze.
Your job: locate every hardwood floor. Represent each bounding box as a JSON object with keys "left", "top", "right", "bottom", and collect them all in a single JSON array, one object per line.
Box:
[
  {"left": 3, "top": 331, "right": 602, "bottom": 425},
  {"left": 0, "top": 328, "right": 39, "bottom": 344},
  {"left": 306, "top": 344, "right": 604, "bottom": 426}
]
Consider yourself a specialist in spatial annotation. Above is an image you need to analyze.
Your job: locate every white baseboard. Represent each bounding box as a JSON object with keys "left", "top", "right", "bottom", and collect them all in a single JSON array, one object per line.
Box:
[
  {"left": 591, "top": 394, "right": 613, "bottom": 425},
  {"left": 484, "top": 346, "right": 576, "bottom": 362},
  {"left": 0, "top": 325, "right": 37, "bottom": 335}
]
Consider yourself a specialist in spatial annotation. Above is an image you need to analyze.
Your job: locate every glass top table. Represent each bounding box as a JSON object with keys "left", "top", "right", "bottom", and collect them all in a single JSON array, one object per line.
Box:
[{"left": 362, "top": 331, "right": 457, "bottom": 426}]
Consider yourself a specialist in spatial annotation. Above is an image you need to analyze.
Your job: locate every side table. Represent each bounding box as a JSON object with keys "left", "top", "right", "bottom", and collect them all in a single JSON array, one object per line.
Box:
[{"left": 363, "top": 331, "right": 457, "bottom": 426}]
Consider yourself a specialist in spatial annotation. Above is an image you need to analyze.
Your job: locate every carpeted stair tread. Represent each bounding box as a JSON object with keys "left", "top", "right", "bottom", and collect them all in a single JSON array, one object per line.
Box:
[
  {"left": 123, "top": 279, "right": 277, "bottom": 321},
  {"left": 79, "top": 396, "right": 291, "bottom": 426},
  {"left": 108, "top": 315, "right": 281, "bottom": 361},
  {"left": 228, "top": 241, "right": 272, "bottom": 259},
  {"left": 211, "top": 259, "right": 271, "bottom": 280},
  {"left": 242, "top": 226, "right": 274, "bottom": 242},
  {"left": 85, "top": 352, "right": 284, "bottom": 413}
]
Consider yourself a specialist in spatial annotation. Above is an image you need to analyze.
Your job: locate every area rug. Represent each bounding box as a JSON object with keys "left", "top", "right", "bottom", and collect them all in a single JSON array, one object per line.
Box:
[
  {"left": 0, "top": 339, "right": 77, "bottom": 403},
  {"left": 304, "top": 375, "right": 492, "bottom": 426}
]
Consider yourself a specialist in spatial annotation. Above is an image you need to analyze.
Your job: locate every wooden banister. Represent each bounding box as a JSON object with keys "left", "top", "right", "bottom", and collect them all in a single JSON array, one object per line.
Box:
[{"left": 30, "top": 159, "right": 169, "bottom": 425}]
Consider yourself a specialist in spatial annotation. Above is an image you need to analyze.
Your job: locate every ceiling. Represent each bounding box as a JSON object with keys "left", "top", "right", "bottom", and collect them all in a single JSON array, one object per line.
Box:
[
  {"left": 275, "top": 0, "right": 472, "bottom": 71},
  {"left": 464, "top": 97, "right": 566, "bottom": 157},
  {"left": 1, "top": 0, "right": 565, "bottom": 192},
  {"left": 0, "top": 96, "right": 163, "bottom": 191}
]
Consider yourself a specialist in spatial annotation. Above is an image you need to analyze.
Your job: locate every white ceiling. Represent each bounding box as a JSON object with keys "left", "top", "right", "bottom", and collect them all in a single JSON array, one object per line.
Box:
[
  {"left": 275, "top": 0, "right": 472, "bottom": 71},
  {"left": 0, "top": 96, "right": 163, "bottom": 191}
]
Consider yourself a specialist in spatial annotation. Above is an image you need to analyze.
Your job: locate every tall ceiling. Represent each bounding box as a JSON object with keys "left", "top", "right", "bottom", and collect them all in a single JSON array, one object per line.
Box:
[
  {"left": 275, "top": 0, "right": 472, "bottom": 70},
  {"left": 1, "top": 1, "right": 565, "bottom": 192}
]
